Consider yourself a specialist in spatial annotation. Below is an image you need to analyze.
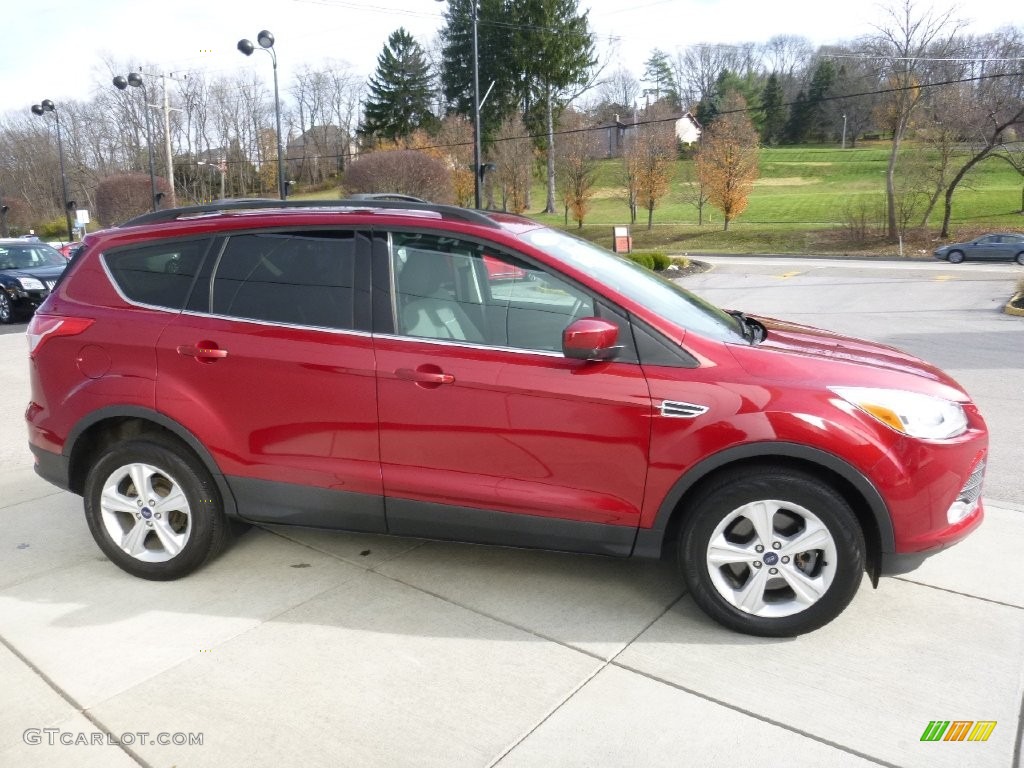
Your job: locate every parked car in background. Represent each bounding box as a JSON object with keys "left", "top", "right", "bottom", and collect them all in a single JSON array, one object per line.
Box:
[
  {"left": 933, "top": 233, "right": 1024, "bottom": 264},
  {"left": 26, "top": 198, "right": 988, "bottom": 637},
  {"left": 0, "top": 239, "right": 67, "bottom": 323},
  {"left": 58, "top": 241, "right": 85, "bottom": 260}
]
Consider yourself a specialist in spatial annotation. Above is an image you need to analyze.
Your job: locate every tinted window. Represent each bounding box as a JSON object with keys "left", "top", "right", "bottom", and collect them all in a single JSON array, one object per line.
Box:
[
  {"left": 390, "top": 232, "right": 593, "bottom": 352},
  {"left": 103, "top": 239, "right": 208, "bottom": 309},
  {"left": 212, "top": 231, "right": 359, "bottom": 330}
]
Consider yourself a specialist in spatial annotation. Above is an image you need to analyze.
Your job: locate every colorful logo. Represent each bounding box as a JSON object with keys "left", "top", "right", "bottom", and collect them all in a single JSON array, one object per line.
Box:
[{"left": 920, "top": 721, "right": 996, "bottom": 742}]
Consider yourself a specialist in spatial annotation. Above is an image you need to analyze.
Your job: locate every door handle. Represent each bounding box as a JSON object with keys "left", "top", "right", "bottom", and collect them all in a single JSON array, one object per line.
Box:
[
  {"left": 177, "top": 344, "right": 229, "bottom": 362},
  {"left": 396, "top": 367, "right": 455, "bottom": 387}
]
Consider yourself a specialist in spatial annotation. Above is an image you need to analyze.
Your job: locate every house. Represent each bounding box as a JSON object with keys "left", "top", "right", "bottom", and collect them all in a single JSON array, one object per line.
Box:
[
  {"left": 674, "top": 112, "right": 702, "bottom": 145},
  {"left": 286, "top": 125, "right": 354, "bottom": 185}
]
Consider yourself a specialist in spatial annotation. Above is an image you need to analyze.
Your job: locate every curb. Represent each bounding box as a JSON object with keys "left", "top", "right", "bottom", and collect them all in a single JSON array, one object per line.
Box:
[{"left": 1005, "top": 292, "right": 1024, "bottom": 317}]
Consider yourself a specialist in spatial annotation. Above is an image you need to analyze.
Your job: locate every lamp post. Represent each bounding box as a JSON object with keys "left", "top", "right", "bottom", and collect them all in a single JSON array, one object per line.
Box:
[
  {"left": 198, "top": 160, "right": 226, "bottom": 199},
  {"left": 437, "top": 0, "right": 482, "bottom": 209},
  {"left": 238, "top": 30, "right": 287, "bottom": 200},
  {"left": 113, "top": 73, "right": 159, "bottom": 211},
  {"left": 30, "top": 100, "right": 74, "bottom": 242}
]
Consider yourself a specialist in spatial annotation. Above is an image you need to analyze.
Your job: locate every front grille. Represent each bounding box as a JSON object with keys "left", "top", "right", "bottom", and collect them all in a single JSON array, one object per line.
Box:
[
  {"left": 947, "top": 458, "right": 985, "bottom": 525},
  {"left": 958, "top": 459, "right": 985, "bottom": 505},
  {"left": 45, "top": 280, "right": 56, "bottom": 290}
]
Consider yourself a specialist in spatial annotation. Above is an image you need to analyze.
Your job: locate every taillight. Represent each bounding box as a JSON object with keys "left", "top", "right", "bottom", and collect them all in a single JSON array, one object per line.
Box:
[{"left": 26, "top": 314, "right": 94, "bottom": 357}]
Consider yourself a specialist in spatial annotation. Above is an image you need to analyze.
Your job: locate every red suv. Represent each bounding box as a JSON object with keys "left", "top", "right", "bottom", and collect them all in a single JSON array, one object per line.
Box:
[{"left": 25, "top": 199, "right": 987, "bottom": 636}]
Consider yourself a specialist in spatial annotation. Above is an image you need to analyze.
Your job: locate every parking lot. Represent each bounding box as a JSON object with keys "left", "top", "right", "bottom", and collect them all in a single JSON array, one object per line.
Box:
[{"left": 2, "top": 258, "right": 1022, "bottom": 767}]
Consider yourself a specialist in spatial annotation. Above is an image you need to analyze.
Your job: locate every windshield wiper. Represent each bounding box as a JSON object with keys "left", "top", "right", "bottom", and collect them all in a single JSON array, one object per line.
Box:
[{"left": 727, "top": 310, "right": 765, "bottom": 344}]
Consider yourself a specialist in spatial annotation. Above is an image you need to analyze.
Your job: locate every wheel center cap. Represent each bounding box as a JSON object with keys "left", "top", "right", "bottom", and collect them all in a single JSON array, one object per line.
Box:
[
  {"left": 763, "top": 552, "right": 779, "bottom": 566},
  {"left": 141, "top": 507, "right": 153, "bottom": 519}
]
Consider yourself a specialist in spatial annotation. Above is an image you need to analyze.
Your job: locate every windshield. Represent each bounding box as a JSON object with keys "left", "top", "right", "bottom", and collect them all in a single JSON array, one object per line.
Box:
[
  {"left": 0, "top": 244, "right": 67, "bottom": 269},
  {"left": 520, "top": 228, "right": 745, "bottom": 343}
]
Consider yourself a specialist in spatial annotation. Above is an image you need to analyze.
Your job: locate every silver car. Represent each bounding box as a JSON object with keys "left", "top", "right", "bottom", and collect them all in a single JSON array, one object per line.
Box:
[{"left": 933, "top": 233, "right": 1024, "bottom": 265}]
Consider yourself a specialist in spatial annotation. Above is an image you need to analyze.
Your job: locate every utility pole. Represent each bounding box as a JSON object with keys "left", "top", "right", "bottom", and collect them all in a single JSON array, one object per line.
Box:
[{"left": 140, "top": 67, "right": 185, "bottom": 207}]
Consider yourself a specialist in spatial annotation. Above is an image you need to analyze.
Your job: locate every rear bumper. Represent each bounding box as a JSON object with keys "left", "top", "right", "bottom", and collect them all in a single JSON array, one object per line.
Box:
[{"left": 30, "top": 443, "right": 71, "bottom": 492}]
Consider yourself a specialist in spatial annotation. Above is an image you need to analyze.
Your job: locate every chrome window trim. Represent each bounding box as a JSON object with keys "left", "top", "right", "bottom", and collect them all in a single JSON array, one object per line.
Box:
[{"left": 372, "top": 331, "right": 564, "bottom": 357}]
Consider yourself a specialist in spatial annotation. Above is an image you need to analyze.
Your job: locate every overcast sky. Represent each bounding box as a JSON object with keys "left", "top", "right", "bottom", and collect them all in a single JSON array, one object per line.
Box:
[{"left": 3, "top": 0, "right": 1015, "bottom": 116}]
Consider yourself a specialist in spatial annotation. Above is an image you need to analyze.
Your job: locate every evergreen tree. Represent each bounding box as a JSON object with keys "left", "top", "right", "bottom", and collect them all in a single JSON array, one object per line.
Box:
[
  {"left": 760, "top": 73, "right": 785, "bottom": 145},
  {"left": 440, "top": 0, "right": 519, "bottom": 147},
  {"left": 642, "top": 49, "right": 680, "bottom": 109},
  {"left": 360, "top": 28, "right": 437, "bottom": 143},
  {"left": 806, "top": 59, "right": 837, "bottom": 140},
  {"left": 440, "top": 0, "right": 595, "bottom": 211},
  {"left": 783, "top": 90, "right": 810, "bottom": 144}
]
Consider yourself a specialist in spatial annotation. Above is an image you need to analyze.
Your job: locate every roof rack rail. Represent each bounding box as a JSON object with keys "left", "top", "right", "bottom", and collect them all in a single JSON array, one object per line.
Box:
[{"left": 119, "top": 198, "right": 500, "bottom": 229}]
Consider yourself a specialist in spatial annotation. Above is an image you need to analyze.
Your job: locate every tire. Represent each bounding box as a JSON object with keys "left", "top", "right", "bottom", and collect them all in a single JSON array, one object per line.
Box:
[
  {"left": 83, "top": 438, "right": 232, "bottom": 580},
  {"left": 678, "top": 469, "right": 865, "bottom": 637},
  {"left": 1015, "top": 252, "right": 1024, "bottom": 266},
  {"left": 947, "top": 250, "right": 964, "bottom": 264},
  {"left": 0, "top": 292, "right": 12, "bottom": 324}
]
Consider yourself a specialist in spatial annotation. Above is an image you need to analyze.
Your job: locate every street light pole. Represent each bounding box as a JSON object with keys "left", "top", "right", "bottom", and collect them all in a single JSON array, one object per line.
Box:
[
  {"left": 30, "top": 100, "right": 74, "bottom": 242},
  {"left": 113, "top": 73, "right": 159, "bottom": 211},
  {"left": 238, "top": 31, "right": 287, "bottom": 200}
]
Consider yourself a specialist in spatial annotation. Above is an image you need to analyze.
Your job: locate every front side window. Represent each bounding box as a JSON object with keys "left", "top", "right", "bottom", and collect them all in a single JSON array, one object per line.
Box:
[
  {"left": 390, "top": 232, "right": 593, "bottom": 352},
  {"left": 103, "top": 239, "right": 209, "bottom": 309},
  {"left": 211, "top": 231, "right": 359, "bottom": 330},
  {"left": 519, "top": 227, "right": 746, "bottom": 344}
]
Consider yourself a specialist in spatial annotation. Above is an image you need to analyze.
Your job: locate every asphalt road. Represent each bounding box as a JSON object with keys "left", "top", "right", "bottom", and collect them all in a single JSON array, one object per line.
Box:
[{"left": 680, "top": 256, "right": 1023, "bottom": 506}]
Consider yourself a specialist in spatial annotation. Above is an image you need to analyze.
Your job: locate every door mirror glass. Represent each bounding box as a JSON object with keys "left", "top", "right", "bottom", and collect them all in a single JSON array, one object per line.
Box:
[{"left": 562, "top": 317, "right": 621, "bottom": 361}]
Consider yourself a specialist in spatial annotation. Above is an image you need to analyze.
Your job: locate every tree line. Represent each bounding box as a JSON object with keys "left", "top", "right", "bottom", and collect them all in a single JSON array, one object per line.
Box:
[{"left": 0, "top": 0, "right": 1021, "bottom": 243}]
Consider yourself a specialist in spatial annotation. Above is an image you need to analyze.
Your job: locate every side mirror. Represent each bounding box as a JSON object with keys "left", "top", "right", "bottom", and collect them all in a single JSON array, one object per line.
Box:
[{"left": 562, "top": 317, "right": 622, "bottom": 361}]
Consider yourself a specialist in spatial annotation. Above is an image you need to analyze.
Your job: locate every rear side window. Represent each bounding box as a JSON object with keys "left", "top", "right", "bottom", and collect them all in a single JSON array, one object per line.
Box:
[
  {"left": 211, "top": 231, "right": 360, "bottom": 330},
  {"left": 103, "top": 239, "right": 209, "bottom": 309}
]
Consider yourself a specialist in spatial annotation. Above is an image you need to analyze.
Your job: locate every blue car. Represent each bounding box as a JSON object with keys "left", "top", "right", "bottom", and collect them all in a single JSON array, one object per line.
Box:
[{"left": 933, "top": 233, "right": 1024, "bottom": 265}]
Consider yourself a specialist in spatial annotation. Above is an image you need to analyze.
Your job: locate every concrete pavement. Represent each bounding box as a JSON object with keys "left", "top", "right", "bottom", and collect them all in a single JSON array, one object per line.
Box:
[{"left": 1, "top": 332, "right": 1021, "bottom": 768}]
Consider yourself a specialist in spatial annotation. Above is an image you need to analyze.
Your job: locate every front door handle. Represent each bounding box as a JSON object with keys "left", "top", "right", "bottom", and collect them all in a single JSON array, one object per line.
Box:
[
  {"left": 396, "top": 366, "right": 455, "bottom": 388},
  {"left": 177, "top": 343, "right": 229, "bottom": 362}
]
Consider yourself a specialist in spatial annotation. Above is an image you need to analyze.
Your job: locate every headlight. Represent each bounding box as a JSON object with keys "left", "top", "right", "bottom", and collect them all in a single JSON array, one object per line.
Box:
[
  {"left": 831, "top": 387, "right": 967, "bottom": 439},
  {"left": 18, "top": 277, "right": 45, "bottom": 290}
]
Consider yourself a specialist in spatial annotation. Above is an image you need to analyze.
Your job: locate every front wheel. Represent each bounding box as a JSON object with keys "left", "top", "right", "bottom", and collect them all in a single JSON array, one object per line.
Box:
[
  {"left": 678, "top": 469, "right": 865, "bottom": 637},
  {"left": 947, "top": 250, "right": 964, "bottom": 264},
  {"left": 0, "top": 292, "right": 12, "bottom": 324},
  {"left": 83, "top": 438, "right": 232, "bottom": 580}
]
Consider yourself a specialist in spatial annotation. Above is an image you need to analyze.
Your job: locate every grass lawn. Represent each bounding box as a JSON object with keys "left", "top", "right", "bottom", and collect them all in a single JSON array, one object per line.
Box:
[{"left": 297, "top": 142, "right": 1024, "bottom": 257}]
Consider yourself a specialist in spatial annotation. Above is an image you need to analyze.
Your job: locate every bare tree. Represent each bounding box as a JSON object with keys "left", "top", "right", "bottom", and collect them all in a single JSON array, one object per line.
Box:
[
  {"left": 489, "top": 116, "right": 534, "bottom": 213},
  {"left": 555, "top": 110, "right": 599, "bottom": 228},
  {"left": 938, "top": 27, "right": 1024, "bottom": 237},
  {"left": 678, "top": 160, "right": 711, "bottom": 225},
  {"left": 867, "top": 0, "right": 963, "bottom": 242}
]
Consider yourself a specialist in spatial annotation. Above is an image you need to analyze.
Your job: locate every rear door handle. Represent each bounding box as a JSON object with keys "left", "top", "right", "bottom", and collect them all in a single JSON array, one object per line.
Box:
[
  {"left": 395, "top": 366, "right": 455, "bottom": 387},
  {"left": 177, "top": 344, "right": 229, "bottom": 362}
]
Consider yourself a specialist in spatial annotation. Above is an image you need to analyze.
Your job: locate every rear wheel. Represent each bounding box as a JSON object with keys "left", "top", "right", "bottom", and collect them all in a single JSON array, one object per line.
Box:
[
  {"left": 947, "top": 250, "right": 964, "bottom": 264},
  {"left": 678, "top": 469, "right": 865, "bottom": 637},
  {"left": 83, "top": 438, "right": 232, "bottom": 580},
  {"left": 1015, "top": 252, "right": 1024, "bottom": 266}
]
